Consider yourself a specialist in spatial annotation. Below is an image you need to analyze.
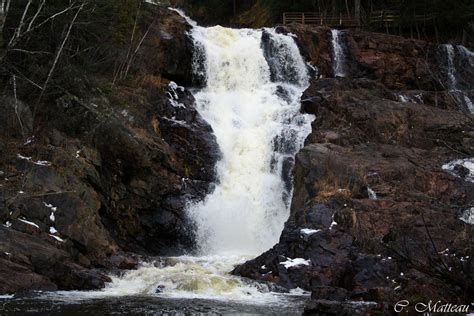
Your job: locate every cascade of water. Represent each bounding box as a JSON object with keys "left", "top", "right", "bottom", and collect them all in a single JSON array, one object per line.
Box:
[
  {"left": 331, "top": 29, "right": 346, "bottom": 77},
  {"left": 96, "top": 9, "right": 314, "bottom": 302},
  {"left": 444, "top": 44, "right": 457, "bottom": 90},
  {"left": 442, "top": 44, "right": 474, "bottom": 113},
  {"left": 188, "top": 24, "right": 313, "bottom": 256}
]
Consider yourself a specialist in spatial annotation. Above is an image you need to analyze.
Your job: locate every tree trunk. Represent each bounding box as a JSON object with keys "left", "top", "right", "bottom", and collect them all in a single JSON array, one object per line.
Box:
[
  {"left": 355, "top": 0, "right": 361, "bottom": 28},
  {"left": 0, "top": 0, "right": 11, "bottom": 39}
]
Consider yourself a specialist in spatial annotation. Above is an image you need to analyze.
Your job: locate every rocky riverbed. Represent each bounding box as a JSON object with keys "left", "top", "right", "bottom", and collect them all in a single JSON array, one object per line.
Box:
[
  {"left": 234, "top": 25, "right": 474, "bottom": 314},
  {"left": 0, "top": 3, "right": 473, "bottom": 314}
]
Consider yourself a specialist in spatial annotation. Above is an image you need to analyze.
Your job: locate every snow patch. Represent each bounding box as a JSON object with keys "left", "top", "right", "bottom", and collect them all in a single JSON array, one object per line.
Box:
[
  {"left": 17, "top": 154, "right": 51, "bottom": 167},
  {"left": 49, "top": 234, "right": 65, "bottom": 242},
  {"left": 43, "top": 202, "right": 57, "bottom": 222},
  {"left": 23, "top": 136, "right": 35, "bottom": 146},
  {"left": 367, "top": 187, "right": 377, "bottom": 200},
  {"left": 460, "top": 207, "right": 474, "bottom": 225},
  {"left": 398, "top": 94, "right": 409, "bottom": 102},
  {"left": 300, "top": 228, "right": 321, "bottom": 236},
  {"left": 442, "top": 158, "right": 474, "bottom": 182},
  {"left": 169, "top": 99, "right": 186, "bottom": 109},
  {"left": 167, "top": 81, "right": 186, "bottom": 108},
  {"left": 34, "top": 160, "right": 51, "bottom": 166},
  {"left": 163, "top": 117, "right": 187, "bottom": 126},
  {"left": 280, "top": 258, "right": 311, "bottom": 269},
  {"left": 0, "top": 294, "right": 14, "bottom": 299},
  {"left": 49, "top": 227, "right": 58, "bottom": 234},
  {"left": 18, "top": 218, "right": 40, "bottom": 229},
  {"left": 329, "top": 214, "right": 338, "bottom": 230},
  {"left": 17, "top": 154, "right": 32, "bottom": 161}
]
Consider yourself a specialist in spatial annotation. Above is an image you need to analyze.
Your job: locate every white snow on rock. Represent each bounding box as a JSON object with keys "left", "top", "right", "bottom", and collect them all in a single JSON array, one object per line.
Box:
[
  {"left": 18, "top": 218, "right": 40, "bottom": 229},
  {"left": 0, "top": 294, "right": 14, "bottom": 299},
  {"left": 367, "top": 187, "right": 378, "bottom": 200},
  {"left": 280, "top": 258, "right": 311, "bottom": 269},
  {"left": 460, "top": 207, "right": 474, "bottom": 225},
  {"left": 75, "top": 149, "right": 82, "bottom": 158},
  {"left": 167, "top": 81, "right": 186, "bottom": 108},
  {"left": 43, "top": 202, "right": 57, "bottom": 222},
  {"left": 33, "top": 160, "right": 51, "bottom": 166},
  {"left": 17, "top": 154, "right": 32, "bottom": 161},
  {"left": 17, "top": 154, "right": 52, "bottom": 167},
  {"left": 49, "top": 234, "right": 65, "bottom": 242},
  {"left": 23, "top": 136, "right": 35, "bottom": 145},
  {"left": 442, "top": 158, "right": 474, "bottom": 182},
  {"left": 49, "top": 227, "right": 58, "bottom": 234},
  {"left": 300, "top": 228, "right": 321, "bottom": 236},
  {"left": 4, "top": 221, "right": 12, "bottom": 228},
  {"left": 163, "top": 116, "right": 187, "bottom": 126}
]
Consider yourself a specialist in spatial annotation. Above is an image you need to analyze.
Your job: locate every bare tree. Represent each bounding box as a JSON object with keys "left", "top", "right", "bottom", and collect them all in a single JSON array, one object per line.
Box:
[
  {"left": 4, "top": 1, "right": 80, "bottom": 52},
  {"left": 36, "top": 1, "right": 87, "bottom": 106},
  {"left": 0, "top": 0, "right": 11, "bottom": 35}
]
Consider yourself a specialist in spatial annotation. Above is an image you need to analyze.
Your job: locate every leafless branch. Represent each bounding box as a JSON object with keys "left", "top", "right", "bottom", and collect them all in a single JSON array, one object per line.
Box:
[
  {"left": 8, "top": 0, "right": 33, "bottom": 47},
  {"left": 26, "top": 0, "right": 46, "bottom": 32},
  {"left": 123, "top": 20, "right": 155, "bottom": 79},
  {"left": 12, "top": 75, "right": 25, "bottom": 139},
  {"left": 36, "top": 1, "right": 86, "bottom": 107}
]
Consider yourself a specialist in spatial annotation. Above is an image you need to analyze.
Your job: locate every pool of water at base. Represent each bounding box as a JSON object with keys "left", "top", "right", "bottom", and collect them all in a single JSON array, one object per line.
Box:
[{"left": 0, "top": 295, "right": 308, "bottom": 315}]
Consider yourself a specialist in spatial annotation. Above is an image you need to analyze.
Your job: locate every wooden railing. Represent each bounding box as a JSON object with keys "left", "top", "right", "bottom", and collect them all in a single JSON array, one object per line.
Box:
[
  {"left": 283, "top": 12, "right": 357, "bottom": 28},
  {"left": 369, "top": 10, "right": 436, "bottom": 26},
  {"left": 283, "top": 11, "right": 437, "bottom": 28}
]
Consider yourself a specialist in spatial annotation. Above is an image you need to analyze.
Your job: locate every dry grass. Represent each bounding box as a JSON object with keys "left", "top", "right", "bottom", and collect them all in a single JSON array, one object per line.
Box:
[{"left": 312, "top": 157, "right": 367, "bottom": 202}]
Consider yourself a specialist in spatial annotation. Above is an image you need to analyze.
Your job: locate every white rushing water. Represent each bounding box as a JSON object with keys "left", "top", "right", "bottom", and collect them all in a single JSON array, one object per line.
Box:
[
  {"left": 331, "top": 29, "right": 346, "bottom": 77},
  {"left": 444, "top": 44, "right": 457, "bottom": 90},
  {"left": 443, "top": 44, "right": 474, "bottom": 113},
  {"left": 188, "top": 24, "right": 313, "bottom": 256},
  {"left": 55, "top": 9, "right": 313, "bottom": 304}
]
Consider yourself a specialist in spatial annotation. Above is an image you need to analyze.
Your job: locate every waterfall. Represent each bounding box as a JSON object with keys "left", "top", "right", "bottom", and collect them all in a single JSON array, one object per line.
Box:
[
  {"left": 331, "top": 29, "right": 346, "bottom": 77},
  {"left": 444, "top": 44, "right": 457, "bottom": 90},
  {"left": 442, "top": 44, "right": 474, "bottom": 113},
  {"left": 93, "top": 9, "right": 314, "bottom": 303},
  {"left": 188, "top": 23, "right": 313, "bottom": 256}
]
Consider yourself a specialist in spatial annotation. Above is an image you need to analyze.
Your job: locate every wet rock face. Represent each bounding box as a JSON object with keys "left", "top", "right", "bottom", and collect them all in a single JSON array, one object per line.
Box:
[
  {"left": 235, "top": 27, "right": 474, "bottom": 311},
  {"left": 0, "top": 7, "right": 219, "bottom": 292},
  {"left": 92, "top": 83, "right": 219, "bottom": 255}
]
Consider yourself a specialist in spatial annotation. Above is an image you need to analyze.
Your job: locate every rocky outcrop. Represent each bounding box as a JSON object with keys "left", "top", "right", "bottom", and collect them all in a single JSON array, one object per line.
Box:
[
  {"left": 0, "top": 6, "right": 219, "bottom": 293},
  {"left": 235, "top": 25, "right": 474, "bottom": 313}
]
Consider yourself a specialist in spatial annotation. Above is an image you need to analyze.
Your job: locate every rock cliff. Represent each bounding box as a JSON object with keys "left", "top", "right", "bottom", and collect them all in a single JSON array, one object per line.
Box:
[
  {"left": 0, "top": 5, "right": 219, "bottom": 293},
  {"left": 234, "top": 26, "right": 474, "bottom": 313}
]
